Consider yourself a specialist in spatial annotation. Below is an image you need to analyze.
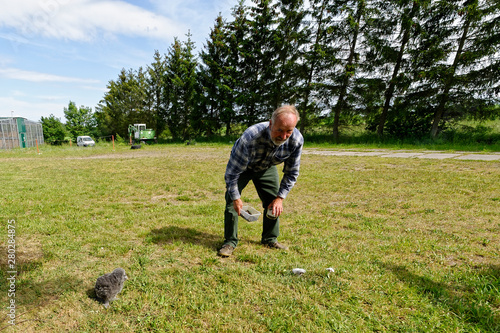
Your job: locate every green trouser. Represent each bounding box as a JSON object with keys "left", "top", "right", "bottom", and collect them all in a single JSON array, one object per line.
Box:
[{"left": 224, "top": 165, "right": 280, "bottom": 247}]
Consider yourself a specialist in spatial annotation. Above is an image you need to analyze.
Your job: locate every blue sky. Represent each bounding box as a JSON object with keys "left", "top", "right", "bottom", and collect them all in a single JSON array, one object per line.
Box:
[{"left": 0, "top": 0, "right": 239, "bottom": 122}]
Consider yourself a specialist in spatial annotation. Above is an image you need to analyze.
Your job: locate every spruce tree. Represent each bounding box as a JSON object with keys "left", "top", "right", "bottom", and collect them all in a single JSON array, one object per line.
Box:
[
  {"left": 238, "top": 0, "right": 279, "bottom": 124},
  {"left": 225, "top": 1, "right": 251, "bottom": 133},
  {"left": 270, "top": 0, "right": 307, "bottom": 111},
  {"left": 372, "top": 0, "right": 424, "bottom": 136},
  {"left": 199, "top": 15, "right": 241, "bottom": 136},
  {"left": 97, "top": 68, "right": 147, "bottom": 138},
  {"left": 429, "top": 0, "right": 500, "bottom": 137},
  {"left": 298, "top": 0, "right": 338, "bottom": 133},
  {"left": 164, "top": 35, "right": 198, "bottom": 140},
  {"left": 330, "top": 0, "right": 367, "bottom": 141},
  {"left": 147, "top": 50, "right": 167, "bottom": 138}
]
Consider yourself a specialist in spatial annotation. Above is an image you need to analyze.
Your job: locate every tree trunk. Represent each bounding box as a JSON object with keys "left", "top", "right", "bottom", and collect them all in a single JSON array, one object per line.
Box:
[
  {"left": 430, "top": 11, "right": 471, "bottom": 138},
  {"left": 377, "top": 2, "right": 418, "bottom": 137},
  {"left": 333, "top": 0, "right": 364, "bottom": 142},
  {"left": 300, "top": 0, "right": 327, "bottom": 134}
]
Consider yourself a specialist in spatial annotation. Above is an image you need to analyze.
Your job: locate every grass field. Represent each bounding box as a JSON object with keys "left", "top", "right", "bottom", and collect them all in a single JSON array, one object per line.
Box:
[{"left": 1, "top": 144, "right": 499, "bottom": 332}]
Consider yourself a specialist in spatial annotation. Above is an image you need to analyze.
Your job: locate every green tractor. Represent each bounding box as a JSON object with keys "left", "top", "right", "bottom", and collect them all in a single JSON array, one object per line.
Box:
[{"left": 128, "top": 124, "right": 156, "bottom": 144}]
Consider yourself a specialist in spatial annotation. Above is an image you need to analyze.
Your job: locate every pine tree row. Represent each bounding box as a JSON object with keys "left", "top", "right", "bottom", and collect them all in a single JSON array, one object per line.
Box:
[{"left": 96, "top": 0, "right": 499, "bottom": 141}]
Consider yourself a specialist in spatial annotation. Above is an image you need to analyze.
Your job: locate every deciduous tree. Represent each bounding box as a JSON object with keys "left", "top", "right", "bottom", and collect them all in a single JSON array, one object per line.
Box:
[{"left": 64, "top": 101, "right": 97, "bottom": 139}]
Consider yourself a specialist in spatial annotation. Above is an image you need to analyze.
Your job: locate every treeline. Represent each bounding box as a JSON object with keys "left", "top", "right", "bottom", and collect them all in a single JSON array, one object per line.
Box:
[
  {"left": 41, "top": 101, "right": 98, "bottom": 144},
  {"left": 95, "top": 0, "right": 499, "bottom": 142}
]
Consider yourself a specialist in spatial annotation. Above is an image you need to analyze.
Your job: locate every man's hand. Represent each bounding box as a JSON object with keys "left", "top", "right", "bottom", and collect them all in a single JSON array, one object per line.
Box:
[
  {"left": 233, "top": 198, "right": 243, "bottom": 215},
  {"left": 267, "top": 197, "right": 284, "bottom": 217}
]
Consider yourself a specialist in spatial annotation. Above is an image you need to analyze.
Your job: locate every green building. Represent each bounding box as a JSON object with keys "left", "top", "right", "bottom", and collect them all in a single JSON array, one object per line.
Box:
[{"left": 0, "top": 117, "right": 44, "bottom": 149}]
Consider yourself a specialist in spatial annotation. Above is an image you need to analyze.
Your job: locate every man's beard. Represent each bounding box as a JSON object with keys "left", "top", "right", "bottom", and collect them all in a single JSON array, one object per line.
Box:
[{"left": 271, "top": 137, "right": 288, "bottom": 146}]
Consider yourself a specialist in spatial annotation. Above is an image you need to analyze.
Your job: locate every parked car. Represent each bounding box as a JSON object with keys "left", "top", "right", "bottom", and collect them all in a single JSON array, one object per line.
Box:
[{"left": 77, "top": 136, "right": 95, "bottom": 147}]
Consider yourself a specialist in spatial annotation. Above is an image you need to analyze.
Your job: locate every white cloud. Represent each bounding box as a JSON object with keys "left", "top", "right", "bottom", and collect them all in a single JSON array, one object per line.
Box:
[
  {"left": 0, "top": 67, "right": 100, "bottom": 83},
  {"left": 149, "top": 0, "right": 239, "bottom": 47},
  {"left": 0, "top": 52, "right": 14, "bottom": 67},
  {"left": 150, "top": 0, "right": 236, "bottom": 18},
  {"left": 0, "top": 32, "right": 31, "bottom": 47},
  {"left": 11, "top": 90, "right": 26, "bottom": 97},
  {"left": 0, "top": 0, "right": 186, "bottom": 42},
  {"left": 0, "top": 95, "right": 64, "bottom": 120}
]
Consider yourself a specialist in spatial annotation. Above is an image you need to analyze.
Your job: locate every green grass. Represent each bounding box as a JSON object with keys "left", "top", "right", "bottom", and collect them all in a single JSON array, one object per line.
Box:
[{"left": 1, "top": 144, "right": 499, "bottom": 332}]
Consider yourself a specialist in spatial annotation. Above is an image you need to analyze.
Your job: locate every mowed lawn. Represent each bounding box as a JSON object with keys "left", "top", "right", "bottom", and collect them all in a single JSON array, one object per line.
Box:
[{"left": 1, "top": 144, "right": 499, "bottom": 332}]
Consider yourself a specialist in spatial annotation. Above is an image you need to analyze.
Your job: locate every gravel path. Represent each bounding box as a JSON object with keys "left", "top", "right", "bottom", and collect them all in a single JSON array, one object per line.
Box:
[{"left": 302, "top": 149, "right": 500, "bottom": 161}]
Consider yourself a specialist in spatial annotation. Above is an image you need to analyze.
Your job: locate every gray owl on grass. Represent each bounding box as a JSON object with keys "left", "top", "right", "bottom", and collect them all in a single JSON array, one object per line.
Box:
[{"left": 94, "top": 268, "right": 128, "bottom": 308}]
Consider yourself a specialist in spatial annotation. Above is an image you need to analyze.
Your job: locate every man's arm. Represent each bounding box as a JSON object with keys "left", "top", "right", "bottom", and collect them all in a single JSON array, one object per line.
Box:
[
  {"left": 224, "top": 138, "right": 250, "bottom": 206},
  {"left": 269, "top": 137, "right": 303, "bottom": 217},
  {"left": 276, "top": 140, "right": 303, "bottom": 199}
]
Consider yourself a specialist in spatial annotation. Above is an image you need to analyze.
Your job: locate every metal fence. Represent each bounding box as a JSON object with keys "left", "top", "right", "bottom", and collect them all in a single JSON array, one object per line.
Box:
[{"left": 0, "top": 117, "right": 44, "bottom": 149}]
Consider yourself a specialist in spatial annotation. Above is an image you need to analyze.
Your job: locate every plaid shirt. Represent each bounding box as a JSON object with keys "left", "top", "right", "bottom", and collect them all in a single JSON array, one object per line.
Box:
[{"left": 225, "top": 122, "right": 304, "bottom": 201}]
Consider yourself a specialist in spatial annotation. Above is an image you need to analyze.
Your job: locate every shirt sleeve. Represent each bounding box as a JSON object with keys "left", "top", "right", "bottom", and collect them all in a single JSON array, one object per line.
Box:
[
  {"left": 277, "top": 138, "right": 303, "bottom": 199},
  {"left": 224, "top": 138, "right": 250, "bottom": 201}
]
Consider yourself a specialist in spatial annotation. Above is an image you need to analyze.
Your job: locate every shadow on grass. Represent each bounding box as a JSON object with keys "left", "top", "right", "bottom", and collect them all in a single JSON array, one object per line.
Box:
[
  {"left": 379, "top": 262, "right": 500, "bottom": 332},
  {"left": 16, "top": 275, "right": 85, "bottom": 307},
  {"left": 0, "top": 274, "right": 85, "bottom": 331},
  {"left": 86, "top": 287, "right": 109, "bottom": 308},
  {"left": 146, "top": 226, "right": 221, "bottom": 250},
  {"left": 86, "top": 287, "right": 97, "bottom": 300},
  {"left": 0, "top": 261, "right": 43, "bottom": 281},
  {"left": 0, "top": 242, "right": 44, "bottom": 280}
]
